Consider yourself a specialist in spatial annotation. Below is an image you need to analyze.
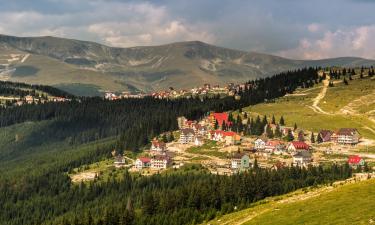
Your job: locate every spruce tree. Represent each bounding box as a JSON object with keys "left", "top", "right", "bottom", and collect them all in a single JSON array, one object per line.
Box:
[
  {"left": 279, "top": 116, "right": 285, "bottom": 126},
  {"left": 310, "top": 132, "right": 315, "bottom": 143}
]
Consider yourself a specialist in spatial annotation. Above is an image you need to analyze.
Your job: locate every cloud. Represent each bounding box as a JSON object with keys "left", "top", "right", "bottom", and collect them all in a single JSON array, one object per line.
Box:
[
  {"left": 0, "top": 1, "right": 216, "bottom": 47},
  {"left": 276, "top": 25, "right": 375, "bottom": 59}
]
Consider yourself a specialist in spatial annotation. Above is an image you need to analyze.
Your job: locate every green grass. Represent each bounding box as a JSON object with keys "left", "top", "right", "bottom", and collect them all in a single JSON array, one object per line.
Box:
[
  {"left": 186, "top": 140, "right": 228, "bottom": 159},
  {"left": 243, "top": 78, "right": 375, "bottom": 140},
  {"left": 205, "top": 179, "right": 375, "bottom": 225}
]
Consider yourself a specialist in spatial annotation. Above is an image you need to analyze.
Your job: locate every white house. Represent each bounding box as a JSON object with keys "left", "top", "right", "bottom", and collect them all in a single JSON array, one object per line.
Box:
[
  {"left": 254, "top": 137, "right": 268, "bottom": 150},
  {"left": 287, "top": 141, "right": 310, "bottom": 153},
  {"left": 150, "top": 155, "right": 171, "bottom": 169},
  {"left": 231, "top": 153, "right": 251, "bottom": 170},
  {"left": 151, "top": 140, "right": 167, "bottom": 152},
  {"left": 292, "top": 151, "right": 312, "bottom": 167},
  {"left": 336, "top": 128, "right": 360, "bottom": 145},
  {"left": 135, "top": 157, "right": 151, "bottom": 169},
  {"left": 179, "top": 128, "right": 195, "bottom": 144}
]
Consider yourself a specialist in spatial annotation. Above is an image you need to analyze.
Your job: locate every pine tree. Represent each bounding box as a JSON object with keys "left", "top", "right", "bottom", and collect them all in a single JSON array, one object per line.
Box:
[
  {"left": 310, "top": 132, "right": 315, "bottom": 143},
  {"left": 266, "top": 125, "right": 274, "bottom": 138},
  {"left": 279, "top": 116, "right": 285, "bottom": 126},
  {"left": 274, "top": 124, "right": 282, "bottom": 138},
  {"left": 286, "top": 129, "right": 294, "bottom": 141},
  {"left": 294, "top": 123, "right": 298, "bottom": 131},
  {"left": 271, "top": 115, "right": 276, "bottom": 124},
  {"left": 317, "top": 133, "right": 323, "bottom": 143}
]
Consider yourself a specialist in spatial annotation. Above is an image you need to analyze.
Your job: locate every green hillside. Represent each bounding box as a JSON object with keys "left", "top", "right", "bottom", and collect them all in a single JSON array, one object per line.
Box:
[
  {"left": 244, "top": 75, "right": 375, "bottom": 140},
  {"left": 205, "top": 178, "right": 375, "bottom": 225}
]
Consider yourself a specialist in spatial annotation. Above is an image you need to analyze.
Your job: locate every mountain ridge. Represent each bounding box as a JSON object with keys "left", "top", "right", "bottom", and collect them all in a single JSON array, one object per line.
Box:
[{"left": 1, "top": 34, "right": 375, "bottom": 95}]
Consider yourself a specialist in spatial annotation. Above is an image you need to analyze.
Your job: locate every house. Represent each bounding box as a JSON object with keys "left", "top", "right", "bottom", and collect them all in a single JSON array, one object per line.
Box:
[
  {"left": 224, "top": 132, "right": 241, "bottom": 145},
  {"left": 264, "top": 140, "right": 285, "bottom": 155},
  {"left": 348, "top": 155, "right": 365, "bottom": 167},
  {"left": 212, "top": 130, "right": 225, "bottom": 142},
  {"left": 25, "top": 95, "right": 34, "bottom": 104},
  {"left": 231, "top": 153, "right": 250, "bottom": 170},
  {"left": 254, "top": 137, "right": 268, "bottom": 150},
  {"left": 292, "top": 151, "right": 312, "bottom": 166},
  {"left": 280, "top": 126, "right": 294, "bottom": 136},
  {"left": 135, "top": 157, "right": 151, "bottom": 169},
  {"left": 336, "top": 128, "right": 360, "bottom": 145},
  {"left": 150, "top": 155, "right": 171, "bottom": 169},
  {"left": 263, "top": 123, "right": 280, "bottom": 134},
  {"left": 287, "top": 141, "right": 310, "bottom": 152},
  {"left": 318, "top": 130, "right": 333, "bottom": 142},
  {"left": 151, "top": 140, "right": 167, "bottom": 152},
  {"left": 114, "top": 155, "right": 126, "bottom": 168},
  {"left": 179, "top": 128, "right": 195, "bottom": 144},
  {"left": 194, "top": 136, "right": 204, "bottom": 146}
]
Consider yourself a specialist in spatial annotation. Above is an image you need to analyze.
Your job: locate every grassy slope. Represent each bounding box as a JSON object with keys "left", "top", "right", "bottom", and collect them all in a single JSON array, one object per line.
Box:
[
  {"left": 244, "top": 77, "right": 375, "bottom": 140},
  {"left": 0, "top": 120, "right": 116, "bottom": 177},
  {"left": 205, "top": 179, "right": 375, "bottom": 225}
]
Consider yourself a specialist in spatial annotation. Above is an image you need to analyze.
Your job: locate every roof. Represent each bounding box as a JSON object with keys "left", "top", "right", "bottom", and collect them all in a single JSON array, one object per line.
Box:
[
  {"left": 293, "top": 150, "right": 312, "bottom": 158},
  {"left": 266, "top": 140, "right": 284, "bottom": 147},
  {"left": 348, "top": 155, "right": 362, "bottom": 164},
  {"left": 319, "top": 130, "right": 333, "bottom": 137},
  {"left": 232, "top": 152, "right": 248, "bottom": 159},
  {"left": 337, "top": 128, "right": 359, "bottom": 136},
  {"left": 152, "top": 140, "right": 166, "bottom": 147},
  {"left": 181, "top": 128, "right": 195, "bottom": 135},
  {"left": 212, "top": 112, "right": 231, "bottom": 126},
  {"left": 138, "top": 157, "right": 151, "bottom": 163},
  {"left": 289, "top": 141, "right": 309, "bottom": 150}
]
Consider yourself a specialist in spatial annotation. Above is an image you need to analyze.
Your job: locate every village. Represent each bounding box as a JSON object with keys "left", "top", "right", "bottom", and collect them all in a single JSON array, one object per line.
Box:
[
  {"left": 104, "top": 82, "right": 246, "bottom": 100},
  {"left": 107, "top": 111, "right": 368, "bottom": 177}
]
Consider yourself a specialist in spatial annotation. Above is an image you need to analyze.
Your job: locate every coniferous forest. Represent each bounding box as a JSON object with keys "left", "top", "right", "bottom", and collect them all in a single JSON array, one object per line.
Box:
[{"left": 0, "top": 67, "right": 343, "bottom": 225}]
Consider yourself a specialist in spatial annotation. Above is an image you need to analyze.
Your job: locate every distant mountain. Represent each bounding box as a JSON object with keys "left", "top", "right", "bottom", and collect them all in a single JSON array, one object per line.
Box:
[{"left": 1, "top": 34, "right": 375, "bottom": 96}]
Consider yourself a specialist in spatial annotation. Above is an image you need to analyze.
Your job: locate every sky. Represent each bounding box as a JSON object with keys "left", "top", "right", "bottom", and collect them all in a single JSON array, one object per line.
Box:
[{"left": 1, "top": 0, "right": 375, "bottom": 59}]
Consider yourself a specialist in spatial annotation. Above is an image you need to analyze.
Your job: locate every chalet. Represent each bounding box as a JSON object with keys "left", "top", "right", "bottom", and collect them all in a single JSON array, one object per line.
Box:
[
  {"left": 292, "top": 151, "right": 312, "bottom": 167},
  {"left": 151, "top": 140, "right": 167, "bottom": 152},
  {"left": 336, "top": 128, "right": 360, "bottom": 145},
  {"left": 212, "top": 130, "right": 225, "bottom": 142},
  {"left": 254, "top": 137, "right": 268, "bottom": 150},
  {"left": 194, "top": 136, "right": 204, "bottom": 146},
  {"left": 114, "top": 155, "right": 125, "bottom": 168},
  {"left": 224, "top": 132, "right": 241, "bottom": 146},
  {"left": 263, "top": 123, "right": 280, "bottom": 134},
  {"left": 135, "top": 157, "right": 151, "bottom": 169},
  {"left": 179, "top": 128, "right": 195, "bottom": 144},
  {"left": 318, "top": 130, "right": 333, "bottom": 142},
  {"left": 264, "top": 140, "right": 285, "bottom": 155},
  {"left": 348, "top": 155, "right": 365, "bottom": 167},
  {"left": 287, "top": 141, "right": 310, "bottom": 152},
  {"left": 193, "top": 124, "right": 208, "bottom": 136},
  {"left": 231, "top": 153, "right": 250, "bottom": 170},
  {"left": 280, "top": 126, "right": 294, "bottom": 136},
  {"left": 150, "top": 155, "right": 171, "bottom": 169}
]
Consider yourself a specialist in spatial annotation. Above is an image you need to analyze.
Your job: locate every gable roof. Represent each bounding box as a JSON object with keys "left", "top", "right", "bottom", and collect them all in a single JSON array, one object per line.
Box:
[
  {"left": 293, "top": 150, "right": 312, "bottom": 158},
  {"left": 152, "top": 140, "right": 166, "bottom": 148},
  {"left": 348, "top": 155, "right": 362, "bottom": 164},
  {"left": 266, "top": 140, "right": 284, "bottom": 147},
  {"left": 289, "top": 141, "right": 309, "bottom": 150},
  {"left": 232, "top": 152, "right": 249, "bottom": 159},
  {"left": 138, "top": 157, "right": 151, "bottom": 163},
  {"left": 319, "top": 130, "right": 333, "bottom": 138},
  {"left": 337, "top": 128, "right": 359, "bottom": 136},
  {"left": 181, "top": 128, "right": 195, "bottom": 135}
]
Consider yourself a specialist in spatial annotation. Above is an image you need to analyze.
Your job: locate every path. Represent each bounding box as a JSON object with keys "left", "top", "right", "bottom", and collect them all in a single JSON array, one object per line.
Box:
[{"left": 310, "top": 77, "right": 332, "bottom": 115}]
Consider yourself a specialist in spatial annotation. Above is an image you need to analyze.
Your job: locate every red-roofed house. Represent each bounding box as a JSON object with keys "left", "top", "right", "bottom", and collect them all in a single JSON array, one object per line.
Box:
[
  {"left": 151, "top": 140, "right": 167, "bottom": 152},
  {"left": 135, "top": 157, "right": 151, "bottom": 169},
  {"left": 348, "top": 155, "right": 365, "bottom": 167},
  {"left": 224, "top": 131, "right": 242, "bottom": 145},
  {"left": 264, "top": 140, "right": 286, "bottom": 155},
  {"left": 287, "top": 141, "right": 310, "bottom": 152}
]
